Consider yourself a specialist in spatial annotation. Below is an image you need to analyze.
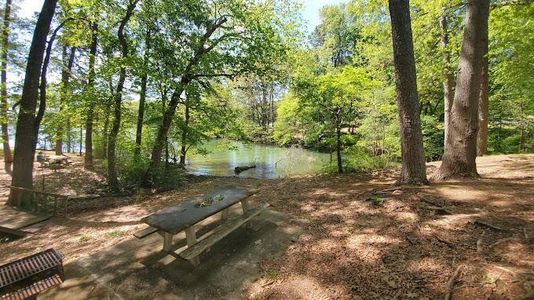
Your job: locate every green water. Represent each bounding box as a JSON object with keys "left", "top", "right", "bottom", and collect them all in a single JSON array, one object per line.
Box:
[{"left": 186, "top": 140, "right": 331, "bottom": 179}]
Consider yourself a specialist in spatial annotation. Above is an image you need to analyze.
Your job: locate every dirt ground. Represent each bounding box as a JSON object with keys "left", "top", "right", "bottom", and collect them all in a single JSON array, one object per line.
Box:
[{"left": 1, "top": 153, "right": 533, "bottom": 299}]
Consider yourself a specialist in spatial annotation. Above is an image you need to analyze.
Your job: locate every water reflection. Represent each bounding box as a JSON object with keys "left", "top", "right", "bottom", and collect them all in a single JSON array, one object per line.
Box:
[{"left": 186, "top": 140, "right": 330, "bottom": 179}]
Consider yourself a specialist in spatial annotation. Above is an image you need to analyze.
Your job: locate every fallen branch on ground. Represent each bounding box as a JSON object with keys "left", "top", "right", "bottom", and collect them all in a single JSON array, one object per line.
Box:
[
  {"left": 477, "top": 231, "right": 486, "bottom": 253},
  {"left": 434, "top": 234, "right": 453, "bottom": 247},
  {"left": 488, "top": 237, "right": 520, "bottom": 249},
  {"left": 426, "top": 205, "right": 453, "bottom": 215},
  {"left": 474, "top": 220, "right": 506, "bottom": 231},
  {"left": 444, "top": 265, "right": 463, "bottom": 300}
]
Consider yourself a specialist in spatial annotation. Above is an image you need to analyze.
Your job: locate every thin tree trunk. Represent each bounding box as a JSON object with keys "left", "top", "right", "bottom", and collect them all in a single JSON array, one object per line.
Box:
[
  {"left": 55, "top": 46, "right": 75, "bottom": 155},
  {"left": 35, "top": 25, "right": 65, "bottom": 157},
  {"left": 0, "top": 0, "right": 12, "bottom": 175},
  {"left": 435, "top": 0, "right": 489, "bottom": 180},
  {"left": 84, "top": 22, "right": 98, "bottom": 168},
  {"left": 107, "top": 0, "right": 139, "bottom": 190},
  {"left": 66, "top": 120, "right": 71, "bottom": 152},
  {"left": 8, "top": 0, "right": 58, "bottom": 207},
  {"left": 79, "top": 125, "right": 83, "bottom": 156},
  {"left": 388, "top": 0, "right": 428, "bottom": 185},
  {"left": 336, "top": 124, "right": 343, "bottom": 174},
  {"left": 134, "top": 29, "right": 150, "bottom": 161},
  {"left": 440, "top": 11, "right": 455, "bottom": 147},
  {"left": 101, "top": 97, "right": 111, "bottom": 159},
  {"left": 179, "top": 94, "right": 190, "bottom": 167},
  {"left": 477, "top": 38, "right": 489, "bottom": 156}
]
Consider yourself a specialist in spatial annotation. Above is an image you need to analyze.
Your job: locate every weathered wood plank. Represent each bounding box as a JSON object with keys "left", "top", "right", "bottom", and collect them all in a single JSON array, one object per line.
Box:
[
  {"left": 133, "top": 226, "right": 158, "bottom": 239},
  {"left": 0, "top": 206, "right": 52, "bottom": 230},
  {"left": 0, "top": 226, "right": 27, "bottom": 237},
  {"left": 179, "top": 203, "right": 269, "bottom": 260},
  {"left": 143, "top": 186, "right": 256, "bottom": 234}
]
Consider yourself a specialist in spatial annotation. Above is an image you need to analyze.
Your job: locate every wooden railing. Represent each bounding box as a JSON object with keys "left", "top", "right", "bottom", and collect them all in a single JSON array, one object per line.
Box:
[{"left": 9, "top": 186, "right": 70, "bottom": 216}]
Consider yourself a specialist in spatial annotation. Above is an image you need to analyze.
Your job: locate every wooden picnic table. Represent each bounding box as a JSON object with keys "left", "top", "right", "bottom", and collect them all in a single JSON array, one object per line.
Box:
[{"left": 142, "top": 186, "right": 268, "bottom": 265}]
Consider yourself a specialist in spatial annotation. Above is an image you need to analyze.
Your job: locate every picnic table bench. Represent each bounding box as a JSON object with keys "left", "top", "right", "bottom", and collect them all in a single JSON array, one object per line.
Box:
[
  {"left": 0, "top": 249, "right": 64, "bottom": 300},
  {"left": 142, "top": 186, "right": 269, "bottom": 266}
]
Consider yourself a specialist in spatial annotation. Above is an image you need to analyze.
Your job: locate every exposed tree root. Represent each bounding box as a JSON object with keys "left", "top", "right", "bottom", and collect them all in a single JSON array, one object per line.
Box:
[
  {"left": 474, "top": 220, "right": 506, "bottom": 231},
  {"left": 477, "top": 231, "right": 486, "bottom": 253},
  {"left": 444, "top": 265, "right": 464, "bottom": 300},
  {"left": 488, "top": 237, "right": 520, "bottom": 249}
]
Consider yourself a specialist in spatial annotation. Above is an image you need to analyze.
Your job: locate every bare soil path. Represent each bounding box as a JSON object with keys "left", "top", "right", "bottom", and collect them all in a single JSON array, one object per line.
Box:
[{"left": 0, "top": 154, "right": 533, "bottom": 299}]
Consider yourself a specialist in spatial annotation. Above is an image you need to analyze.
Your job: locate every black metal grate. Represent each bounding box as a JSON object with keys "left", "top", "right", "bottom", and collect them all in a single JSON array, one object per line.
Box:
[{"left": 0, "top": 249, "right": 64, "bottom": 299}]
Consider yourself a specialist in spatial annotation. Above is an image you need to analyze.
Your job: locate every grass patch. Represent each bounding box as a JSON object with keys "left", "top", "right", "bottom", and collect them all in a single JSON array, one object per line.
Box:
[
  {"left": 79, "top": 235, "right": 90, "bottom": 242},
  {"left": 107, "top": 230, "right": 124, "bottom": 238},
  {"left": 266, "top": 269, "right": 281, "bottom": 280}
]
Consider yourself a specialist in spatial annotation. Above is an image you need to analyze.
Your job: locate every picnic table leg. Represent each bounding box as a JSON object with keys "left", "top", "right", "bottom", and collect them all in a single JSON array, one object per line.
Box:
[
  {"left": 241, "top": 199, "right": 250, "bottom": 216},
  {"left": 163, "top": 232, "right": 173, "bottom": 252},
  {"left": 221, "top": 207, "right": 230, "bottom": 221},
  {"left": 241, "top": 199, "right": 252, "bottom": 228},
  {"left": 185, "top": 227, "right": 200, "bottom": 266}
]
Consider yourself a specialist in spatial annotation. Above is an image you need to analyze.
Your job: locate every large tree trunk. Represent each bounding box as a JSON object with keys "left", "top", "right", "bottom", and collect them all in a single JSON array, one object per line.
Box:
[
  {"left": 388, "top": 0, "right": 428, "bottom": 185},
  {"left": 440, "top": 11, "right": 455, "bottom": 147},
  {"left": 0, "top": 0, "right": 12, "bottom": 175},
  {"left": 8, "top": 0, "right": 57, "bottom": 207},
  {"left": 134, "top": 29, "right": 150, "bottom": 161},
  {"left": 55, "top": 46, "right": 75, "bottom": 155},
  {"left": 107, "top": 0, "right": 139, "bottom": 190},
  {"left": 84, "top": 22, "right": 98, "bottom": 169},
  {"left": 435, "top": 0, "right": 489, "bottom": 180},
  {"left": 477, "top": 40, "right": 489, "bottom": 156}
]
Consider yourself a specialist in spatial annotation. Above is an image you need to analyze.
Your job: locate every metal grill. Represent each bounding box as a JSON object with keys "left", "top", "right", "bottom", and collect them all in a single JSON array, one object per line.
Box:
[
  {"left": 1, "top": 274, "right": 63, "bottom": 300},
  {"left": 0, "top": 249, "right": 64, "bottom": 299}
]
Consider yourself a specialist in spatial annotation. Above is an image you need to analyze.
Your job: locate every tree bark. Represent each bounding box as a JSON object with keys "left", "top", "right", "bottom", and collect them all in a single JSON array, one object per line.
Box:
[
  {"left": 440, "top": 11, "right": 455, "bottom": 147},
  {"left": 107, "top": 0, "right": 139, "bottom": 190},
  {"left": 101, "top": 97, "right": 110, "bottom": 159},
  {"left": 435, "top": 0, "right": 489, "bottom": 180},
  {"left": 134, "top": 29, "right": 150, "bottom": 161},
  {"left": 388, "top": 0, "right": 428, "bottom": 185},
  {"left": 179, "top": 94, "right": 190, "bottom": 167},
  {"left": 0, "top": 0, "right": 12, "bottom": 175},
  {"left": 55, "top": 45, "right": 75, "bottom": 155},
  {"left": 477, "top": 36, "right": 489, "bottom": 156},
  {"left": 84, "top": 22, "right": 98, "bottom": 169},
  {"left": 336, "top": 124, "right": 343, "bottom": 174},
  {"left": 8, "top": 0, "right": 57, "bottom": 207}
]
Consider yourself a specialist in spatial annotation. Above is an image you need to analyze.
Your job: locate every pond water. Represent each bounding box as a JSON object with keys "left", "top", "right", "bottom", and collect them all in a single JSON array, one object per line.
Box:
[{"left": 186, "top": 140, "right": 331, "bottom": 179}]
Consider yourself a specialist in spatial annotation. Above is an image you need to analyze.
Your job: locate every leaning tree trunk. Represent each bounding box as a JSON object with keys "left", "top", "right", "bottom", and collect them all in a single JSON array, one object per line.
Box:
[
  {"left": 142, "top": 16, "right": 228, "bottom": 186},
  {"left": 0, "top": 0, "right": 12, "bottom": 175},
  {"left": 84, "top": 22, "right": 98, "bottom": 169},
  {"left": 134, "top": 29, "right": 150, "bottom": 161},
  {"left": 8, "top": 0, "right": 58, "bottom": 207},
  {"left": 107, "top": 0, "right": 139, "bottom": 190},
  {"left": 435, "top": 0, "right": 489, "bottom": 180},
  {"left": 388, "top": 0, "right": 428, "bottom": 185},
  {"left": 35, "top": 24, "right": 66, "bottom": 157},
  {"left": 179, "top": 95, "right": 190, "bottom": 167},
  {"left": 440, "top": 11, "right": 455, "bottom": 147},
  {"left": 55, "top": 46, "right": 75, "bottom": 155},
  {"left": 477, "top": 40, "right": 489, "bottom": 156}
]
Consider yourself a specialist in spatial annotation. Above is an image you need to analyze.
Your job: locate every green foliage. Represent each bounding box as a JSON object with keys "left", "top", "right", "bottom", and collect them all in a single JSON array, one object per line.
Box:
[{"left": 421, "top": 115, "right": 444, "bottom": 161}]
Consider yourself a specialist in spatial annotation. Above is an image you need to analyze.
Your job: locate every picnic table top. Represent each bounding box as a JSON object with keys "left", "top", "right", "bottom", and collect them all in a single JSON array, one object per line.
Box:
[{"left": 142, "top": 186, "right": 254, "bottom": 234}]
